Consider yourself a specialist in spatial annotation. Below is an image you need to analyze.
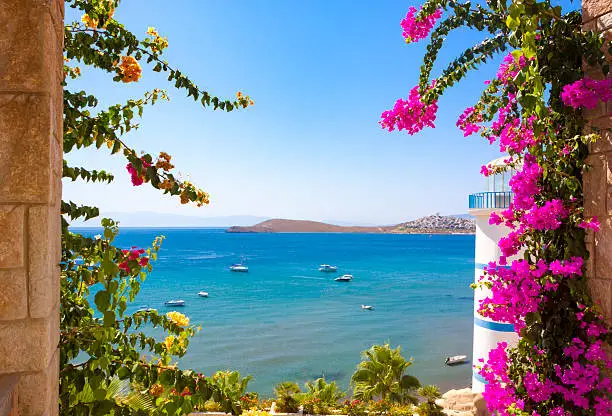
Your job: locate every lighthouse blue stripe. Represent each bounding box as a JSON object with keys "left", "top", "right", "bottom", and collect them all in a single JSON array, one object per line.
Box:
[
  {"left": 473, "top": 370, "right": 488, "bottom": 385},
  {"left": 474, "top": 316, "right": 515, "bottom": 332},
  {"left": 475, "top": 262, "right": 511, "bottom": 270}
]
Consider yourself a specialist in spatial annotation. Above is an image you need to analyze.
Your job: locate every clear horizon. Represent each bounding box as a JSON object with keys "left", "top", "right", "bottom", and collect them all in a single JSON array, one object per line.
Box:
[{"left": 64, "top": 1, "right": 529, "bottom": 224}]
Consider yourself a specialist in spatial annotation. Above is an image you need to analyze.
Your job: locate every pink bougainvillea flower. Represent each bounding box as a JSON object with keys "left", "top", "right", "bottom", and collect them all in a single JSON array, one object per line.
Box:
[
  {"left": 400, "top": 7, "right": 443, "bottom": 43},
  {"left": 579, "top": 216, "right": 600, "bottom": 232},
  {"left": 561, "top": 77, "right": 612, "bottom": 109},
  {"left": 379, "top": 85, "right": 438, "bottom": 135}
]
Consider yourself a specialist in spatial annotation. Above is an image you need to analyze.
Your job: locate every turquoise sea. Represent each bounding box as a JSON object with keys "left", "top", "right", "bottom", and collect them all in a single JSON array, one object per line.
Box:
[{"left": 76, "top": 228, "right": 476, "bottom": 396}]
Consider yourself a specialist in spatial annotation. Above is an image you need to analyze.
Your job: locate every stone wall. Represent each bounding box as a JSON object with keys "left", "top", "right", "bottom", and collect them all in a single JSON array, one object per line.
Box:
[
  {"left": 583, "top": 0, "right": 612, "bottom": 325},
  {"left": 0, "top": 0, "right": 64, "bottom": 415}
]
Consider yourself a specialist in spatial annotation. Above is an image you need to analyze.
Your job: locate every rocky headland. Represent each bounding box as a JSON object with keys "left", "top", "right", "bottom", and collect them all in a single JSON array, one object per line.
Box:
[{"left": 226, "top": 214, "right": 475, "bottom": 234}]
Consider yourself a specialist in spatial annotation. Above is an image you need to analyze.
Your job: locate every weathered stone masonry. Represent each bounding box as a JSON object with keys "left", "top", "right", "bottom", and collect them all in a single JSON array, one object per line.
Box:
[
  {"left": 0, "top": 1, "right": 64, "bottom": 415},
  {"left": 583, "top": 0, "right": 612, "bottom": 326}
]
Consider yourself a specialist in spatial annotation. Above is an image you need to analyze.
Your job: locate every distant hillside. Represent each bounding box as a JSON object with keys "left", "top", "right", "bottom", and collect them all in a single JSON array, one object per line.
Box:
[
  {"left": 226, "top": 215, "right": 475, "bottom": 234},
  {"left": 226, "top": 219, "right": 394, "bottom": 233}
]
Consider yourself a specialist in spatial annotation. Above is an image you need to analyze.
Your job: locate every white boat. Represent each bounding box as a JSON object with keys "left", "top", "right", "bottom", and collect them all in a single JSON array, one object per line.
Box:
[
  {"left": 361, "top": 305, "right": 374, "bottom": 310},
  {"left": 445, "top": 355, "right": 468, "bottom": 366},
  {"left": 164, "top": 300, "right": 186, "bottom": 307},
  {"left": 319, "top": 264, "right": 338, "bottom": 272},
  {"left": 197, "top": 291, "right": 209, "bottom": 297},
  {"left": 335, "top": 274, "right": 353, "bottom": 282},
  {"left": 230, "top": 264, "right": 249, "bottom": 272},
  {"left": 136, "top": 306, "right": 157, "bottom": 313}
]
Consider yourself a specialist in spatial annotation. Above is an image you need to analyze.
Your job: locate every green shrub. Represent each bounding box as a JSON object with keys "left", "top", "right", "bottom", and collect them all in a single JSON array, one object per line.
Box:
[
  {"left": 342, "top": 399, "right": 368, "bottom": 416},
  {"left": 367, "top": 400, "right": 391, "bottom": 415},
  {"left": 388, "top": 403, "right": 415, "bottom": 416},
  {"left": 351, "top": 344, "right": 421, "bottom": 404},
  {"left": 274, "top": 381, "right": 302, "bottom": 413},
  {"left": 304, "top": 378, "right": 345, "bottom": 404},
  {"left": 415, "top": 385, "right": 444, "bottom": 416}
]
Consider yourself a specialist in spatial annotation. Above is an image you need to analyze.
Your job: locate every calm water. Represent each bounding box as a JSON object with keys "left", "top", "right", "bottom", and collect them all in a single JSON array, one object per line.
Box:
[{"left": 76, "top": 228, "right": 476, "bottom": 395}]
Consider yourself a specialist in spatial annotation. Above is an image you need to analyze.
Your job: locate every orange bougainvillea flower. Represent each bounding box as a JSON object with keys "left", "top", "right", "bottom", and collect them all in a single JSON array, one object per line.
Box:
[
  {"left": 149, "top": 384, "right": 164, "bottom": 397},
  {"left": 118, "top": 56, "right": 142, "bottom": 83}
]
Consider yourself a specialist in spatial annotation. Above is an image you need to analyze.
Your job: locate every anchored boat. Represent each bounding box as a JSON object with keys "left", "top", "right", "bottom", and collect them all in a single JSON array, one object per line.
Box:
[
  {"left": 335, "top": 274, "right": 353, "bottom": 282},
  {"left": 164, "top": 300, "right": 186, "bottom": 307},
  {"left": 319, "top": 264, "right": 338, "bottom": 272},
  {"left": 445, "top": 355, "right": 468, "bottom": 366},
  {"left": 230, "top": 264, "right": 249, "bottom": 272}
]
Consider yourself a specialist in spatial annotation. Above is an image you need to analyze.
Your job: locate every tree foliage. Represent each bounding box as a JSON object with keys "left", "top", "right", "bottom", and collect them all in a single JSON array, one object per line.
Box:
[{"left": 61, "top": 1, "right": 253, "bottom": 414}]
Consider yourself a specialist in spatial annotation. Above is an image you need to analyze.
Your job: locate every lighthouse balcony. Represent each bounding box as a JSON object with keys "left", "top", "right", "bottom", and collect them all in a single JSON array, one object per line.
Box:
[{"left": 468, "top": 191, "right": 512, "bottom": 210}]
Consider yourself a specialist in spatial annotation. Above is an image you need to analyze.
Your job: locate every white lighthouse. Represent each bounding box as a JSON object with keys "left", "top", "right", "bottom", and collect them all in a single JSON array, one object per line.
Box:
[{"left": 468, "top": 157, "right": 520, "bottom": 393}]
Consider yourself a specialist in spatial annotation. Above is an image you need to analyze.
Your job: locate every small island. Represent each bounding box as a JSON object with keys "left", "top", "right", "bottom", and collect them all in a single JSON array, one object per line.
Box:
[{"left": 226, "top": 214, "right": 475, "bottom": 234}]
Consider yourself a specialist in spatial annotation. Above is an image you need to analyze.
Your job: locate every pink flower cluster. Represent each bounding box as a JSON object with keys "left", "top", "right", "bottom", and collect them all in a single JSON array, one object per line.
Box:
[
  {"left": 498, "top": 116, "right": 540, "bottom": 153},
  {"left": 479, "top": 259, "right": 549, "bottom": 332},
  {"left": 522, "top": 199, "right": 568, "bottom": 231},
  {"left": 400, "top": 7, "right": 442, "bottom": 43},
  {"left": 126, "top": 158, "right": 151, "bottom": 186},
  {"left": 561, "top": 77, "right": 612, "bottom": 109},
  {"left": 456, "top": 107, "right": 482, "bottom": 136},
  {"left": 579, "top": 216, "right": 600, "bottom": 232},
  {"left": 496, "top": 53, "right": 528, "bottom": 84},
  {"left": 118, "top": 247, "right": 149, "bottom": 273},
  {"left": 379, "top": 85, "right": 438, "bottom": 135},
  {"left": 508, "top": 156, "right": 542, "bottom": 210}
]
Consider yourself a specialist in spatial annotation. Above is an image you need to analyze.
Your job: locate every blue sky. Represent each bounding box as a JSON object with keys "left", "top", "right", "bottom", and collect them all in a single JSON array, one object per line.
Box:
[{"left": 65, "top": 0, "right": 511, "bottom": 225}]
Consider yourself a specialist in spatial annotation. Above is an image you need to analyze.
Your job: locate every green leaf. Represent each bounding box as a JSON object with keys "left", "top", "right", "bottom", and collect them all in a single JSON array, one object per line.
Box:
[{"left": 94, "top": 291, "right": 110, "bottom": 311}]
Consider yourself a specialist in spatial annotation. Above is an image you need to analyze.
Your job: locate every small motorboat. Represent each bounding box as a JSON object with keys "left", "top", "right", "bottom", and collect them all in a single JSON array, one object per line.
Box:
[
  {"left": 319, "top": 264, "right": 338, "bottom": 272},
  {"left": 164, "top": 300, "right": 186, "bottom": 307},
  {"left": 445, "top": 355, "right": 469, "bottom": 366},
  {"left": 361, "top": 305, "right": 374, "bottom": 310},
  {"left": 136, "top": 306, "right": 157, "bottom": 313},
  {"left": 335, "top": 274, "right": 353, "bottom": 282},
  {"left": 198, "top": 291, "right": 209, "bottom": 297},
  {"left": 230, "top": 264, "right": 249, "bottom": 272}
]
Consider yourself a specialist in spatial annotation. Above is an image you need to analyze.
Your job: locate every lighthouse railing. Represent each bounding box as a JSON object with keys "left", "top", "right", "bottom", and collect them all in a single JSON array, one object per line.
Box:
[{"left": 468, "top": 191, "right": 513, "bottom": 209}]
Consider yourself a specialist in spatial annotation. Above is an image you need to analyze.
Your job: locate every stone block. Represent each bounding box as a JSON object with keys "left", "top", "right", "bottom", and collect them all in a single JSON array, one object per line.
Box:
[
  {"left": 0, "top": 206, "right": 24, "bottom": 268},
  {"left": 590, "top": 116, "right": 612, "bottom": 131},
  {"left": 473, "top": 393, "right": 490, "bottom": 416},
  {"left": 591, "top": 128, "right": 612, "bottom": 154},
  {"left": 583, "top": 0, "right": 612, "bottom": 22},
  {"left": 0, "top": 375, "right": 18, "bottom": 416},
  {"left": 594, "top": 216, "right": 612, "bottom": 282},
  {"left": 587, "top": 278, "right": 612, "bottom": 325},
  {"left": 0, "top": 94, "right": 53, "bottom": 204},
  {"left": 585, "top": 241, "right": 596, "bottom": 279},
  {"left": 583, "top": 154, "right": 608, "bottom": 217},
  {"left": 18, "top": 349, "right": 58, "bottom": 416},
  {"left": 0, "top": 317, "right": 56, "bottom": 373},
  {"left": 584, "top": 100, "right": 608, "bottom": 120},
  {"left": 28, "top": 206, "right": 61, "bottom": 319},
  {"left": 0, "top": 269, "right": 27, "bottom": 320},
  {"left": 0, "top": 0, "right": 61, "bottom": 93}
]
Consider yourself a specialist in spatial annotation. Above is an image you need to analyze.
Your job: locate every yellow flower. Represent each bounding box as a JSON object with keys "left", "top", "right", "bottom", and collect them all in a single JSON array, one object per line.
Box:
[
  {"left": 164, "top": 335, "right": 175, "bottom": 349},
  {"left": 118, "top": 56, "right": 142, "bottom": 83},
  {"left": 166, "top": 311, "right": 189, "bottom": 327},
  {"left": 147, "top": 26, "right": 158, "bottom": 36}
]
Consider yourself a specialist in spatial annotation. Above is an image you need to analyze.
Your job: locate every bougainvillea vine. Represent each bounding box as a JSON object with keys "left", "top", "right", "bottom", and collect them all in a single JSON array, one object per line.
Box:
[{"left": 383, "top": 0, "right": 612, "bottom": 414}]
